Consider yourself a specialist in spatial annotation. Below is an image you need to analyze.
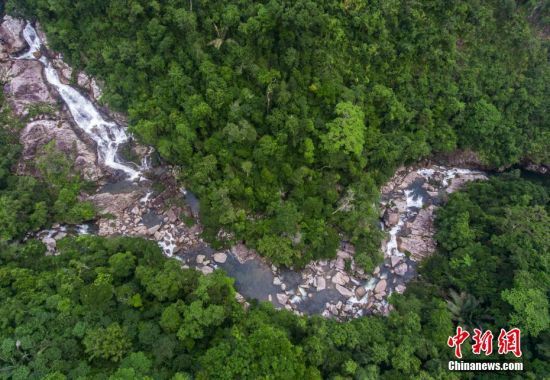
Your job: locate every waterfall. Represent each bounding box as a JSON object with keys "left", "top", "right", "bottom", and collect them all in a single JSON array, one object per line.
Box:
[{"left": 18, "top": 23, "right": 142, "bottom": 180}]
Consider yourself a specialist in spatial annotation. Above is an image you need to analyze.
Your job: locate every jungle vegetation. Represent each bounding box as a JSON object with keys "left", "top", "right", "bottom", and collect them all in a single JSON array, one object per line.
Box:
[{"left": 6, "top": 0, "right": 549, "bottom": 267}]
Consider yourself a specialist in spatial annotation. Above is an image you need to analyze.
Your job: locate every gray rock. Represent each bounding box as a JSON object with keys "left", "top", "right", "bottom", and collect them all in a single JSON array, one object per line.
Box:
[
  {"left": 166, "top": 209, "right": 177, "bottom": 223},
  {"left": 395, "top": 284, "right": 406, "bottom": 293},
  {"left": 374, "top": 279, "right": 387, "bottom": 294},
  {"left": 384, "top": 210, "right": 400, "bottom": 226},
  {"left": 390, "top": 256, "right": 402, "bottom": 267},
  {"left": 42, "top": 237, "right": 56, "bottom": 251},
  {"left": 335, "top": 284, "right": 354, "bottom": 298},
  {"left": 54, "top": 232, "right": 67, "bottom": 240},
  {"left": 355, "top": 286, "right": 367, "bottom": 299},
  {"left": 276, "top": 293, "right": 288, "bottom": 305},
  {"left": 374, "top": 291, "right": 386, "bottom": 300},
  {"left": 196, "top": 255, "right": 205, "bottom": 264},
  {"left": 394, "top": 262, "right": 408, "bottom": 276},
  {"left": 0, "top": 16, "right": 26, "bottom": 55},
  {"left": 19, "top": 120, "right": 102, "bottom": 181},
  {"left": 316, "top": 276, "right": 326, "bottom": 291},
  {"left": 331, "top": 271, "right": 350, "bottom": 286},
  {"left": 6, "top": 60, "right": 56, "bottom": 116},
  {"left": 213, "top": 252, "right": 227, "bottom": 263},
  {"left": 147, "top": 224, "right": 161, "bottom": 235},
  {"left": 77, "top": 72, "right": 91, "bottom": 89},
  {"left": 200, "top": 266, "right": 213, "bottom": 275}
]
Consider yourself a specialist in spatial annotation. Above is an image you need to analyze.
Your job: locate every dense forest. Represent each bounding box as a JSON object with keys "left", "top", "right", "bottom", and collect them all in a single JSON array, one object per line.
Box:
[
  {"left": 0, "top": 1, "right": 548, "bottom": 378},
  {"left": 1, "top": 157, "right": 548, "bottom": 378},
  {"left": 6, "top": 0, "right": 549, "bottom": 267}
]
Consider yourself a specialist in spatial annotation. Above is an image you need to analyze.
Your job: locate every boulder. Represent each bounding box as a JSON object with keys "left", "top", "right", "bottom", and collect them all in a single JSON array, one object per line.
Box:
[
  {"left": 383, "top": 210, "right": 400, "bottom": 226},
  {"left": 390, "top": 256, "right": 402, "bottom": 267},
  {"left": 336, "top": 249, "right": 351, "bottom": 260},
  {"left": 394, "top": 262, "right": 408, "bottom": 276},
  {"left": 147, "top": 224, "right": 161, "bottom": 235},
  {"left": 396, "top": 206, "right": 437, "bottom": 261},
  {"left": 90, "top": 78, "right": 102, "bottom": 100},
  {"left": 393, "top": 198, "right": 407, "bottom": 213},
  {"left": 374, "top": 279, "right": 387, "bottom": 294},
  {"left": 231, "top": 243, "right": 256, "bottom": 263},
  {"left": 0, "top": 16, "right": 26, "bottom": 55},
  {"left": 53, "top": 232, "right": 66, "bottom": 240},
  {"left": 316, "top": 276, "right": 326, "bottom": 291},
  {"left": 166, "top": 209, "right": 177, "bottom": 223},
  {"left": 355, "top": 286, "right": 367, "bottom": 299},
  {"left": 77, "top": 72, "right": 91, "bottom": 89},
  {"left": 374, "top": 291, "right": 386, "bottom": 301},
  {"left": 331, "top": 271, "right": 350, "bottom": 286},
  {"left": 276, "top": 293, "right": 288, "bottom": 305},
  {"left": 90, "top": 191, "right": 141, "bottom": 219},
  {"left": 196, "top": 255, "right": 205, "bottom": 264},
  {"left": 52, "top": 58, "right": 72, "bottom": 84},
  {"left": 335, "top": 284, "right": 354, "bottom": 298},
  {"left": 401, "top": 171, "right": 422, "bottom": 188},
  {"left": 200, "top": 266, "right": 213, "bottom": 275},
  {"left": 213, "top": 252, "right": 227, "bottom": 263},
  {"left": 42, "top": 236, "right": 56, "bottom": 252}
]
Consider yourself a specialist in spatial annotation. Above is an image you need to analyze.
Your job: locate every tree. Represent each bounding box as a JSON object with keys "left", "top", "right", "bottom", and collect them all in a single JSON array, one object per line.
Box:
[
  {"left": 83, "top": 323, "right": 131, "bottom": 362},
  {"left": 321, "top": 102, "right": 365, "bottom": 158}
]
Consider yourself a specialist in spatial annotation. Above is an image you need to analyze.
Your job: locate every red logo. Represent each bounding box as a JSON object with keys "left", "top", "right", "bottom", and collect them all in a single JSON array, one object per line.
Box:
[
  {"left": 472, "top": 329, "right": 493, "bottom": 355},
  {"left": 497, "top": 328, "right": 522, "bottom": 358},
  {"left": 447, "top": 326, "right": 470, "bottom": 358},
  {"left": 447, "top": 327, "right": 522, "bottom": 358}
]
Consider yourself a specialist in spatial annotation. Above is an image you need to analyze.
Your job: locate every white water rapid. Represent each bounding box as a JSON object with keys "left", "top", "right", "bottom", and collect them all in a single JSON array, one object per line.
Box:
[{"left": 18, "top": 23, "right": 143, "bottom": 180}]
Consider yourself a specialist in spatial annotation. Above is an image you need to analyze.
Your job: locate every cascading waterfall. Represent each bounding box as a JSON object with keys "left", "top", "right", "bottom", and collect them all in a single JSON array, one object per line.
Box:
[
  {"left": 18, "top": 23, "right": 142, "bottom": 180},
  {"left": 18, "top": 22, "right": 176, "bottom": 254}
]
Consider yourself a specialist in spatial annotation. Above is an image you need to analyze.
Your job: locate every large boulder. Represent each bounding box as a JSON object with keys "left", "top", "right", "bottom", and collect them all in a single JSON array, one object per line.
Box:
[
  {"left": 331, "top": 271, "right": 350, "bottom": 286},
  {"left": 374, "top": 279, "right": 387, "bottom": 294},
  {"left": 335, "top": 284, "right": 354, "bottom": 298},
  {"left": 0, "top": 16, "right": 26, "bottom": 56},
  {"left": 383, "top": 209, "right": 400, "bottom": 227},
  {"left": 90, "top": 190, "right": 141, "bottom": 217},
  {"left": 213, "top": 252, "right": 227, "bottom": 263},
  {"left": 396, "top": 206, "right": 437, "bottom": 261}
]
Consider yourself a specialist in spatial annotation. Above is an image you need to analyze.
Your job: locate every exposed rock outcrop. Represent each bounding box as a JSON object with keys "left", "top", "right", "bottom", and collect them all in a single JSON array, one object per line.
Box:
[
  {"left": 397, "top": 206, "right": 436, "bottom": 261},
  {"left": 5, "top": 60, "right": 56, "bottom": 116},
  {"left": 19, "top": 119, "right": 102, "bottom": 180},
  {"left": 1, "top": 16, "right": 104, "bottom": 181},
  {"left": 0, "top": 16, "right": 26, "bottom": 56}
]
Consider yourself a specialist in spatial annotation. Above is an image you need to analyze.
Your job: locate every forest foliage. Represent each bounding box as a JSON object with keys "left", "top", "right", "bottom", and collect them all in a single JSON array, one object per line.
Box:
[
  {"left": 6, "top": 0, "right": 549, "bottom": 267},
  {"left": 0, "top": 174, "right": 548, "bottom": 379}
]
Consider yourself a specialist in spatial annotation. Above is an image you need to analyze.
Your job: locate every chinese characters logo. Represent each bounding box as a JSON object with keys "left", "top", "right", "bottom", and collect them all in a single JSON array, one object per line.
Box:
[{"left": 447, "top": 327, "right": 522, "bottom": 358}]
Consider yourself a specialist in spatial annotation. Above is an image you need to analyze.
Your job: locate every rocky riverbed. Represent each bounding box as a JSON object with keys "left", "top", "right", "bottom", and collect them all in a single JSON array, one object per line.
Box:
[{"left": 1, "top": 16, "right": 488, "bottom": 320}]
